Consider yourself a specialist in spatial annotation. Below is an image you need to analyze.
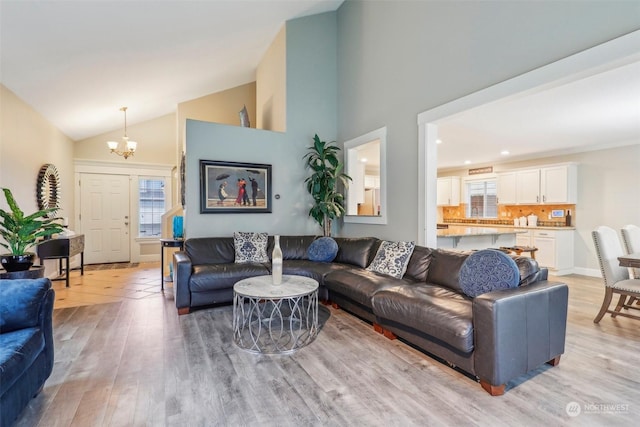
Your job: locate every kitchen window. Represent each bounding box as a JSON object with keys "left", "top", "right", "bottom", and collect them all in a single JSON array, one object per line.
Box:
[{"left": 466, "top": 179, "right": 497, "bottom": 218}]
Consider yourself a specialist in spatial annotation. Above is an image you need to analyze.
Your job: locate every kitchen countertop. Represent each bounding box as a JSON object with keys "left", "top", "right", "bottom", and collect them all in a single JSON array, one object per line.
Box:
[
  {"left": 442, "top": 223, "right": 576, "bottom": 231},
  {"left": 437, "top": 226, "right": 528, "bottom": 238}
]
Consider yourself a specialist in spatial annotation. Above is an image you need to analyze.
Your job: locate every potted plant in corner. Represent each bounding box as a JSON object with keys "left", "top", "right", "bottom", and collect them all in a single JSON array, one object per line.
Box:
[
  {"left": 0, "top": 188, "right": 63, "bottom": 272},
  {"left": 304, "top": 134, "right": 351, "bottom": 237}
]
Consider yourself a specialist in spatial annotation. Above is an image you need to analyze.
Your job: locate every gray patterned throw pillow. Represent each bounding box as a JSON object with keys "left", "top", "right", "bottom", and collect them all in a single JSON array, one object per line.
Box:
[
  {"left": 233, "top": 232, "right": 269, "bottom": 263},
  {"left": 366, "top": 240, "right": 416, "bottom": 279}
]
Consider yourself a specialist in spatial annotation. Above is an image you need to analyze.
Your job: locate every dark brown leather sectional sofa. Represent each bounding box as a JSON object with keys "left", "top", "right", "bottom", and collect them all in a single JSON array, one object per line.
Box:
[{"left": 173, "top": 235, "right": 568, "bottom": 395}]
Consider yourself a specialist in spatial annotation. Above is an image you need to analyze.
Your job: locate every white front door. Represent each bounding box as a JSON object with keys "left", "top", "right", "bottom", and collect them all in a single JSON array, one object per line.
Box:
[{"left": 80, "top": 173, "right": 130, "bottom": 264}]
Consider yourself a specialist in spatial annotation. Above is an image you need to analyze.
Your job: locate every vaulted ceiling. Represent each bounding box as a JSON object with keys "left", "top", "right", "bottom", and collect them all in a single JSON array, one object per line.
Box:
[
  {"left": 0, "top": 0, "right": 343, "bottom": 141},
  {"left": 2, "top": 1, "right": 638, "bottom": 166}
]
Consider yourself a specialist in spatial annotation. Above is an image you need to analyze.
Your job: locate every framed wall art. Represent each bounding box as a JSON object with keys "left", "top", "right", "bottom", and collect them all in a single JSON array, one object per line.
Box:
[{"left": 200, "top": 160, "right": 272, "bottom": 214}]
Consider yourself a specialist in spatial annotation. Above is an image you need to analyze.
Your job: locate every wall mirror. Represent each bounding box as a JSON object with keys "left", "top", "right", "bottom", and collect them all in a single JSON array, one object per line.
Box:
[
  {"left": 36, "top": 163, "right": 61, "bottom": 217},
  {"left": 343, "top": 127, "right": 387, "bottom": 224}
]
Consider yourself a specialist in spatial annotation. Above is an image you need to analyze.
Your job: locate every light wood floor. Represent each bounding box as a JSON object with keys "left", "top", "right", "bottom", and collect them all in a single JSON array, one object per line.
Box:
[
  {"left": 14, "top": 266, "right": 640, "bottom": 426},
  {"left": 49, "top": 263, "right": 163, "bottom": 310}
]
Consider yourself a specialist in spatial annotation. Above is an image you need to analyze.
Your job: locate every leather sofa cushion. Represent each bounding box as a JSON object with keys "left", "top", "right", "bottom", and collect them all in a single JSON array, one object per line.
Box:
[
  {"left": 0, "top": 328, "right": 44, "bottom": 395},
  {"left": 267, "top": 235, "right": 317, "bottom": 260},
  {"left": 282, "top": 260, "right": 349, "bottom": 285},
  {"left": 324, "top": 268, "right": 414, "bottom": 307},
  {"left": 186, "top": 237, "right": 235, "bottom": 265},
  {"left": 372, "top": 284, "right": 474, "bottom": 353},
  {"left": 333, "top": 237, "right": 379, "bottom": 268},
  {"left": 403, "top": 245, "right": 432, "bottom": 282},
  {"left": 426, "top": 249, "right": 470, "bottom": 293},
  {"left": 189, "top": 263, "right": 269, "bottom": 292}
]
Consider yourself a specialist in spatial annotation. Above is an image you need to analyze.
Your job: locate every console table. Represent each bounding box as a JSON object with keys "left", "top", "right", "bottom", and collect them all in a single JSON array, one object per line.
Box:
[{"left": 36, "top": 234, "right": 84, "bottom": 287}]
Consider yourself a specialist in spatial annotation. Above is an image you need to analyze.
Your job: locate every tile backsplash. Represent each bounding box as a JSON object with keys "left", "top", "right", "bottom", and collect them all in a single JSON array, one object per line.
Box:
[{"left": 442, "top": 204, "right": 575, "bottom": 227}]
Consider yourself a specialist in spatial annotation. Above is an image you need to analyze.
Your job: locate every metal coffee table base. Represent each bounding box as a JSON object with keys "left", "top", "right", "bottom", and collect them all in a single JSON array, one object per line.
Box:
[{"left": 233, "top": 280, "right": 319, "bottom": 354}]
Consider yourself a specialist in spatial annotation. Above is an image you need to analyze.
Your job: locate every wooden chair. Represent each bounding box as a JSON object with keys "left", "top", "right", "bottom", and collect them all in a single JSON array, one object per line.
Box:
[
  {"left": 592, "top": 226, "right": 640, "bottom": 323},
  {"left": 621, "top": 224, "right": 640, "bottom": 305},
  {"left": 499, "top": 245, "right": 538, "bottom": 259},
  {"left": 621, "top": 225, "right": 640, "bottom": 277}
]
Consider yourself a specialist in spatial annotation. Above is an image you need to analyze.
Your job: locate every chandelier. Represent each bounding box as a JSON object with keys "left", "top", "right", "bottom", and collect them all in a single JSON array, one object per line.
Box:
[{"left": 107, "top": 107, "right": 137, "bottom": 159}]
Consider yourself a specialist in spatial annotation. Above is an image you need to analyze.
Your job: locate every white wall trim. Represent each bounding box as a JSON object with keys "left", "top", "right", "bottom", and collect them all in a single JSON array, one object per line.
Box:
[
  {"left": 73, "top": 159, "right": 174, "bottom": 264},
  {"left": 572, "top": 267, "right": 602, "bottom": 278},
  {"left": 417, "top": 30, "right": 640, "bottom": 254},
  {"left": 74, "top": 159, "right": 173, "bottom": 176},
  {"left": 343, "top": 126, "right": 388, "bottom": 225},
  {"left": 417, "top": 31, "right": 640, "bottom": 126}
]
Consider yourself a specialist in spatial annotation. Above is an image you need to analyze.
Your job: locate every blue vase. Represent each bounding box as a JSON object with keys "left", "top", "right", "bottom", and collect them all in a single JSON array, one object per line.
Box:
[{"left": 173, "top": 216, "right": 184, "bottom": 239}]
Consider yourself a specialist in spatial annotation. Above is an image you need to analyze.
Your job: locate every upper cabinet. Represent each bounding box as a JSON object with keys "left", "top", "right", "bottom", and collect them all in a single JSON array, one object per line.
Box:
[
  {"left": 497, "top": 163, "right": 577, "bottom": 205},
  {"left": 437, "top": 177, "right": 460, "bottom": 206},
  {"left": 496, "top": 172, "right": 517, "bottom": 205},
  {"left": 540, "top": 164, "right": 577, "bottom": 204},
  {"left": 516, "top": 169, "right": 541, "bottom": 204}
]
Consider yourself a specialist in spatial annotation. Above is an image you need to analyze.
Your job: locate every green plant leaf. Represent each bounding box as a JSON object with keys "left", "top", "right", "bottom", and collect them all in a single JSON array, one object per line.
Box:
[{"left": 0, "top": 187, "right": 64, "bottom": 255}]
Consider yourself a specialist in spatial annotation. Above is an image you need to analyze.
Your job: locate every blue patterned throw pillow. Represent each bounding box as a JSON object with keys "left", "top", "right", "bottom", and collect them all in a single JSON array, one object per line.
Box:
[
  {"left": 234, "top": 232, "right": 269, "bottom": 263},
  {"left": 366, "top": 241, "right": 416, "bottom": 279},
  {"left": 307, "top": 237, "right": 338, "bottom": 262},
  {"left": 459, "top": 249, "right": 520, "bottom": 298}
]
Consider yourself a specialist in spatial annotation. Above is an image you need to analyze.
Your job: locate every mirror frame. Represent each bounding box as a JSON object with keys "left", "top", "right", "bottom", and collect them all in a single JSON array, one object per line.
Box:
[
  {"left": 36, "top": 163, "right": 62, "bottom": 217},
  {"left": 343, "top": 127, "right": 387, "bottom": 225}
]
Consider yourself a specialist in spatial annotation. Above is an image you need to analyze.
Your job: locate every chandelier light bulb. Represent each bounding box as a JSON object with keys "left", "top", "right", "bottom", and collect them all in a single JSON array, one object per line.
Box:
[{"left": 106, "top": 107, "right": 137, "bottom": 160}]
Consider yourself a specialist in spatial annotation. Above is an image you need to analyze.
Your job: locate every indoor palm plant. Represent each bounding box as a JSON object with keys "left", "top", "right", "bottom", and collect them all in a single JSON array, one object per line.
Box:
[
  {"left": 0, "top": 188, "right": 63, "bottom": 272},
  {"left": 304, "top": 134, "right": 351, "bottom": 237}
]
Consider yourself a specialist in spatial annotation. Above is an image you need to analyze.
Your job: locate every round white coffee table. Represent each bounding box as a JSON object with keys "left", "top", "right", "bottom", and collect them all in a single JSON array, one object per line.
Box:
[{"left": 233, "top": 275, "right": 319, "bottom": 354}]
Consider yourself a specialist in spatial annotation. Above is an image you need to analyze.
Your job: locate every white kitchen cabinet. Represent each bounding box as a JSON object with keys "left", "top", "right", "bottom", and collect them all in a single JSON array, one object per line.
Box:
[
  {"left": 364, "top": 175, "right": 380, "bottom": 189},
  {"left": 540, "top": 164, "right": 577, "bottom": 204},
  {"left": 533, "top": 235, "right": 556, "bottom": 270},
  {"left": 516, "top": 169, "right": 541, "bottom": 204},
  {"left": 497, "top": 163, "right": 577, "bottom": 205},
  {"left": 497, "top": 172, "right": 517, "bottom": 205},
  {"left": 516, "top": 229, "right": 574, "bottom": 275},
  {"left": 437, "top": 177, "right": 460, "bottom": 206},
  {"left": 516, "top": 231, "right": 532, "bottom": 247}
]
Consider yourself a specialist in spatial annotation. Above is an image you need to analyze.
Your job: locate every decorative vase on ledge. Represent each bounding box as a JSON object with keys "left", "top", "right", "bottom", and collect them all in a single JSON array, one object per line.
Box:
[{"left": 272, "top": 235, "right": 283, "bottom": 285}]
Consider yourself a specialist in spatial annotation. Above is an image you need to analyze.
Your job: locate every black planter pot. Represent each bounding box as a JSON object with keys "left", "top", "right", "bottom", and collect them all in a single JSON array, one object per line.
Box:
[{"left": 0, "top": 253, "right": 36, "bottom": 272}]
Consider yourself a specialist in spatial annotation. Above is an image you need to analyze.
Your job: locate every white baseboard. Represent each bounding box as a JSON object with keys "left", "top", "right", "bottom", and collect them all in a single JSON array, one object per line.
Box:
[
  {"left": 138, "top": 254, "right": 161, "bottom": 263},
  {"left": 572, "top": 267, "right": 601, "bottom": 278}
]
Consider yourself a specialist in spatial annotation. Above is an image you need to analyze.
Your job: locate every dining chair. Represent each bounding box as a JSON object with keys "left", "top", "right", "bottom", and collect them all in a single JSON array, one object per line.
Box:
[
  {"left": 591, "top": 226, "right": 640, "bottom": 323},
  {"left": 621, "top": 224, "right": 640, "bottom": 279},
  {"left": 620, "top": 225, "right": 640, "bottom": 307}
]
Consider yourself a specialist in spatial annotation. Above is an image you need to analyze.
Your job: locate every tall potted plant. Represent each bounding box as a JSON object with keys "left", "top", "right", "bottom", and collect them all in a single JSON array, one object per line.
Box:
[
  {"left": 0, "top": 188, "right": 63, "bottom": 272},
  {"left": 304, "top": 134, "right": 351, "bottom": 237}
]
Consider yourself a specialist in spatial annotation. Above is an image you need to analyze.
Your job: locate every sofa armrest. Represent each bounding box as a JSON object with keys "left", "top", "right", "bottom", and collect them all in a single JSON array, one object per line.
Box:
[
  {"left": 173, "top": 251, "right": 193, "bottom": 311},
  {"left": 0, "top": 278, "right": 55, "bottom": 375},
  {"left": 0, "top": 278, "right": 54, "bottom": 332},
  {"left": 473, "top": 280, "right": 568, "bottom": 388}
]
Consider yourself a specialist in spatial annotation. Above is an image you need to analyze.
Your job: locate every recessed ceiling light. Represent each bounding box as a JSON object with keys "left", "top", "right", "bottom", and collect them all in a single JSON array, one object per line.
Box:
[
  {"left": 464, "top": 160, "right": 471, "bottom": 165},
  {"left": 501, "top": 150, "right": 510, "bottom": 155},
  {"left": 360, "top": 158, "right": 367, "bottom": 163},
  {"left": 436, "top": 139, "right": 443, "bottom": 144}
]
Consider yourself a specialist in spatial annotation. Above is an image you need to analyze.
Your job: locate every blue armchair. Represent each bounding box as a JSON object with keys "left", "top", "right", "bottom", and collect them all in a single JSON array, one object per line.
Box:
[{"left": 0, "top": 278, "right": 55, "bottom": 426}]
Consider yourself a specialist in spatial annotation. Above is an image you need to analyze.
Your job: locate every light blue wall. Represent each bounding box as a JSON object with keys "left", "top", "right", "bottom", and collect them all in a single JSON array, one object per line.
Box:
[
  {"left": 184, "top": 12, "right": 337, "bottom": 238},
  {"left": 336, "top": 0, "right": 640, "bottom": 241}
]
